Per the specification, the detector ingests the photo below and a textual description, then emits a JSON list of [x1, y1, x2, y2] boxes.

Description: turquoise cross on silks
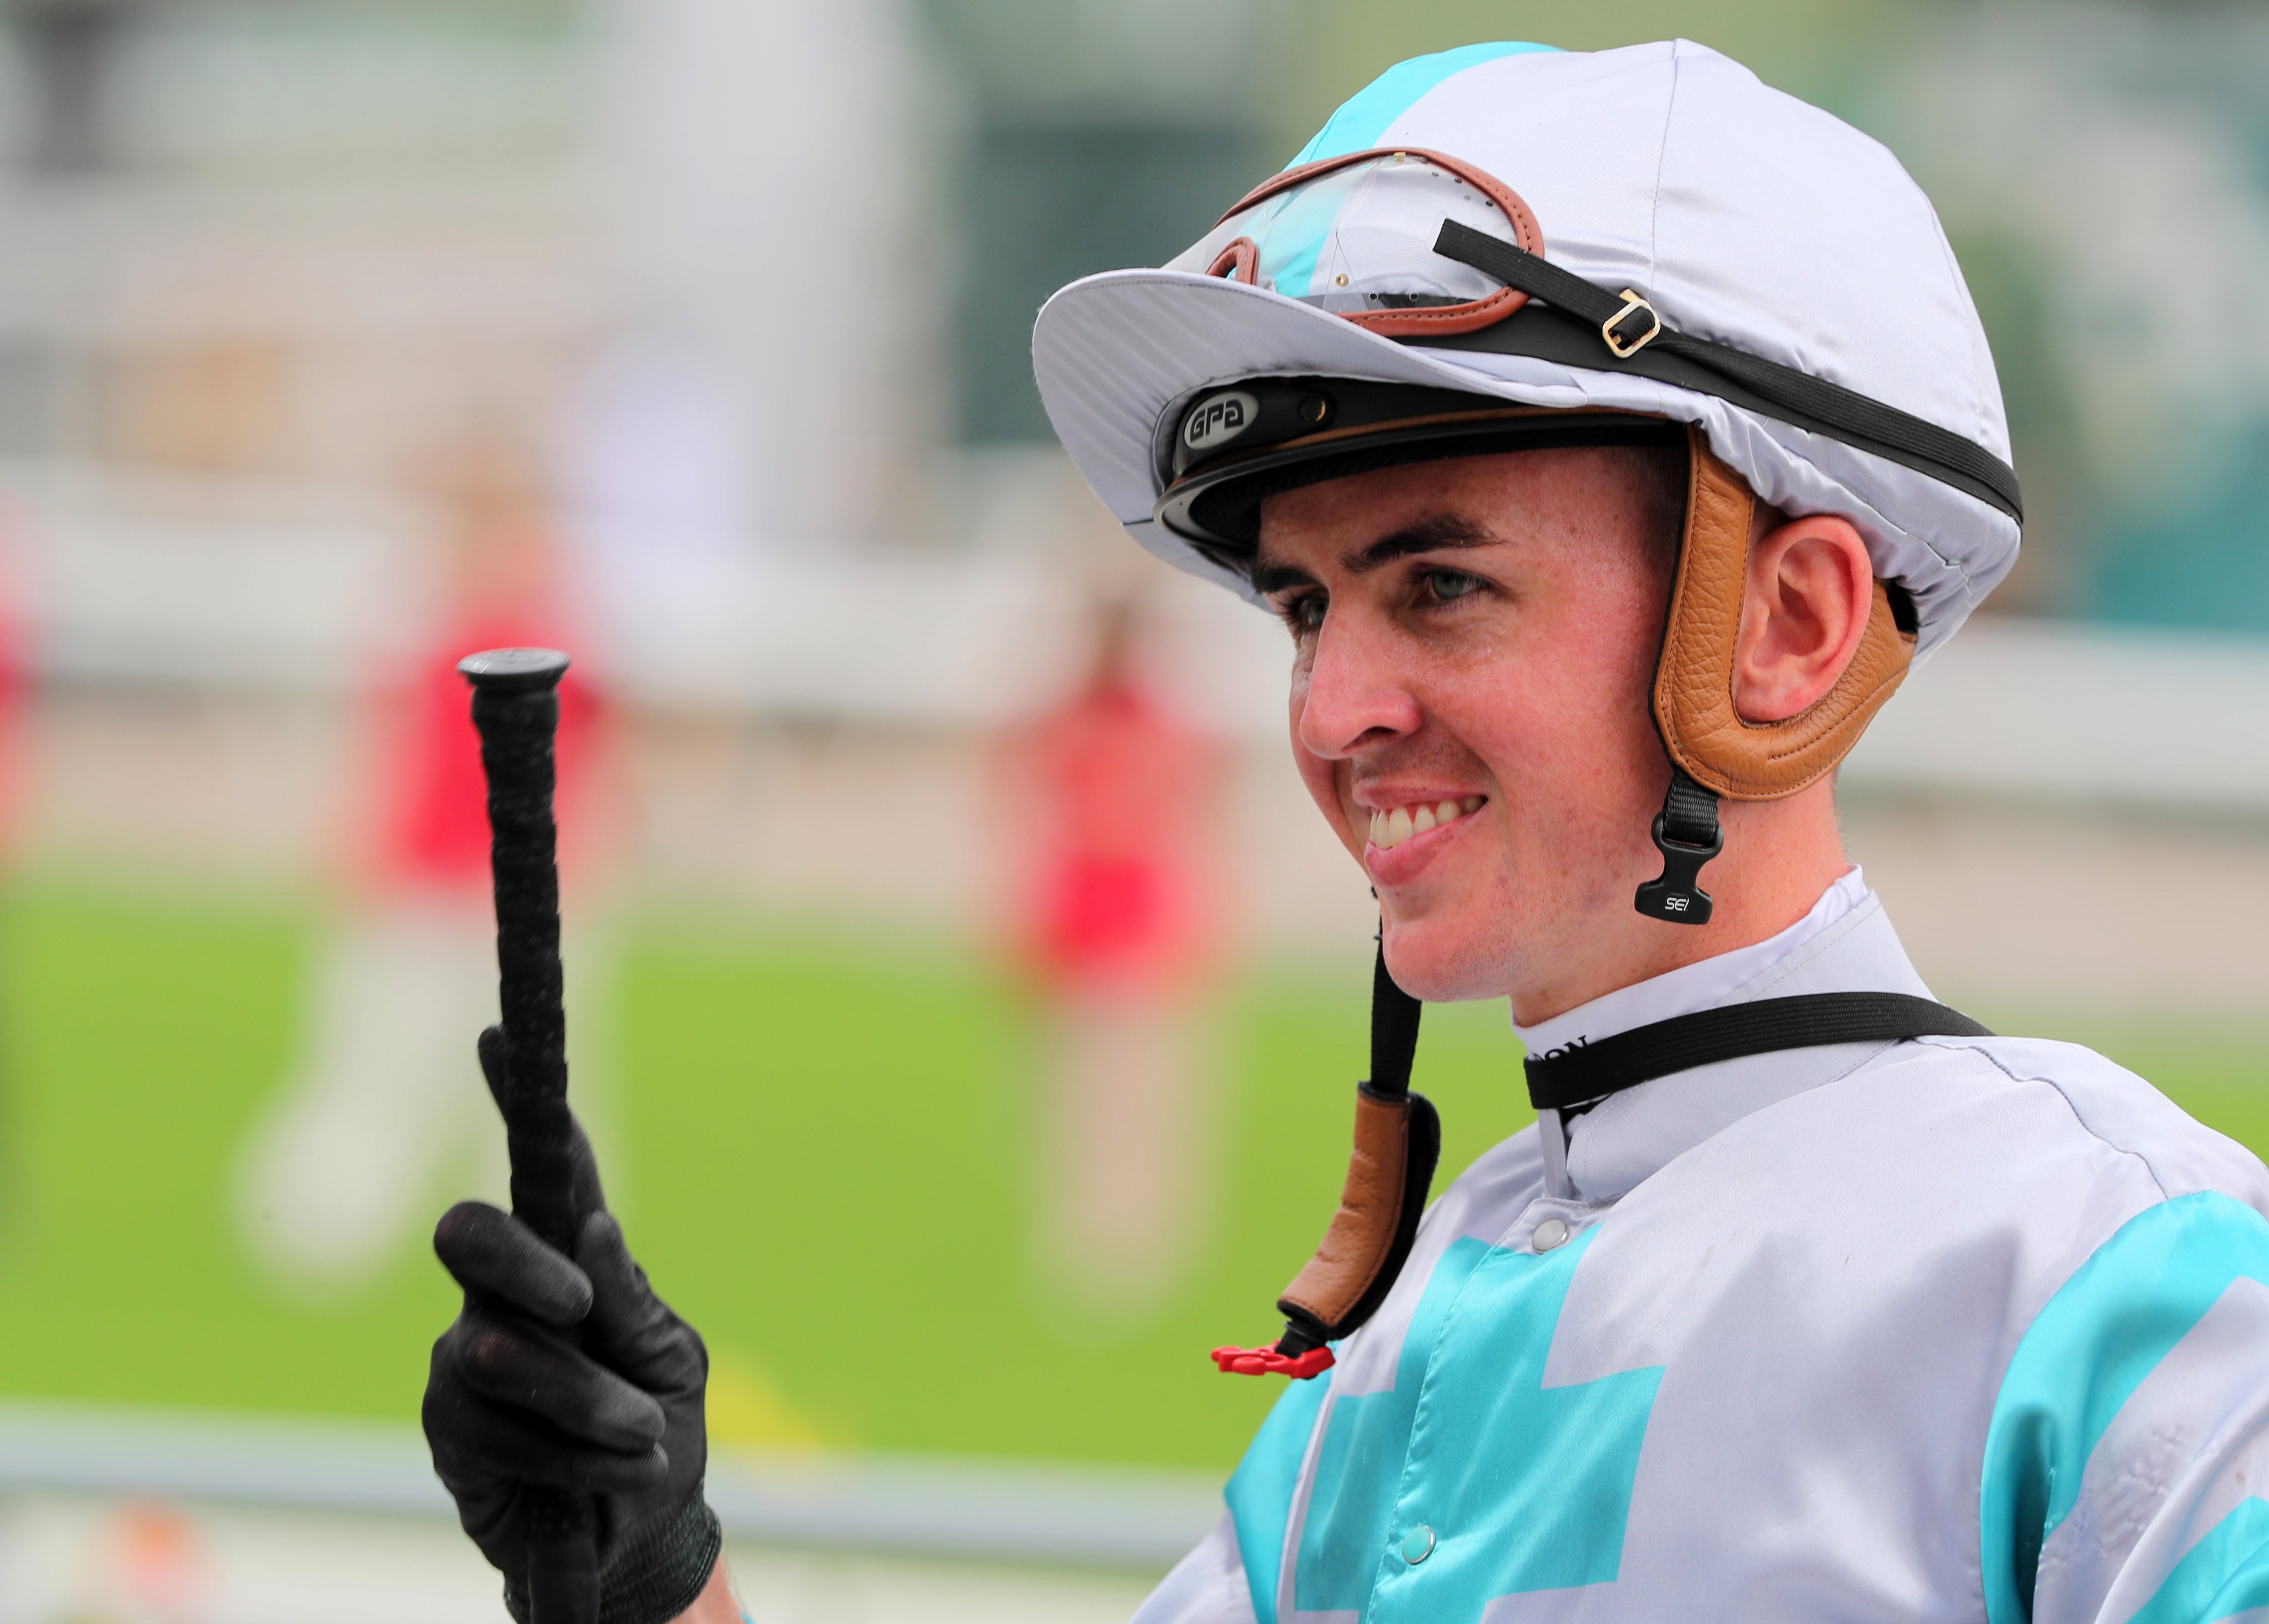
[[1226, 1229, 1664, 1624]]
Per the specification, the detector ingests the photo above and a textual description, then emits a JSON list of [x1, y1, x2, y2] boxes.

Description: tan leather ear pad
[[1655, 427, 1917, 801], [1276, 1089, 1410, 1333]]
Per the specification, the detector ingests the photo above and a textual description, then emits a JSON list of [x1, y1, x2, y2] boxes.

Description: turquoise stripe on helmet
[[1260, 41, 1558, 302], [1224, 1360, 1332, 1624], [1980, 1192, 2269, 1624], [2121, 1497, 2269, 1624], [1290, 42, 1562, 166]]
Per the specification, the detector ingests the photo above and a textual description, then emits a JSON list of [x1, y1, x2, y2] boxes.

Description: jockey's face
[[1254, 447, 1680, 1009]]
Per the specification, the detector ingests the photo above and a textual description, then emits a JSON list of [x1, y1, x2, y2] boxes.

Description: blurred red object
[[0, 501, 34, 856], [378, 620, 601, 893], [100, 1500, 215, 1619], [1010, 609, 1222, 996], [365, 438, 606, 896]]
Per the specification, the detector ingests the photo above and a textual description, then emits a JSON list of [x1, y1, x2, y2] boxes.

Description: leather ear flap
[[1654, 427, 1917, 801]]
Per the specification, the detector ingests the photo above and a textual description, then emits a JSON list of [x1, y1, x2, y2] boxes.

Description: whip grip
[[459, 646, 598, 1624], [460, 647, 579, 1252]]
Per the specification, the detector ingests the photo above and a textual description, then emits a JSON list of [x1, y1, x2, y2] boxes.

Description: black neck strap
[[1523, 991, 1992, 1113]]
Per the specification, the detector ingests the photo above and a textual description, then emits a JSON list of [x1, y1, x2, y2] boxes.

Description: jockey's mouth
[[1365, 794, 1487, 852]]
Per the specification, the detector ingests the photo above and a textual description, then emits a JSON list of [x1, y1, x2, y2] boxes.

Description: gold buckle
[[1601, 290, 1661, 358]]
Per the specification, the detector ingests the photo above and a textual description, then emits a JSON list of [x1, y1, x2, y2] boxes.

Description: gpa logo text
[[1183, 390, 1257, 453]]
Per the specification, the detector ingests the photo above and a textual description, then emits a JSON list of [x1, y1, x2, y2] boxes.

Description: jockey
[[1032, 38, 2269, 1624]]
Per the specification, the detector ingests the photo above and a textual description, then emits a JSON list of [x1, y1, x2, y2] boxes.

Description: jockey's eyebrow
[[1251, 513, 1498, 596], [1248, 558, 1318, 596], [1341, 513, 1496, 574]]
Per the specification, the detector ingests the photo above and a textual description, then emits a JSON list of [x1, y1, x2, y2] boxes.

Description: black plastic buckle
[[1634, 812, 1722, 924]]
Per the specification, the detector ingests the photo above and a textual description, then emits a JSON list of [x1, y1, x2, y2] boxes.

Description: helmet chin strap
[[1634, 765, 1724, 925], [1633, 426, 1917, 929], [1213, 931, 1439, 1380]]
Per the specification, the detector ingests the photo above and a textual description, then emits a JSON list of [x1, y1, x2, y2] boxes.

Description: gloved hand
[[424, 1030, 720, 1624]]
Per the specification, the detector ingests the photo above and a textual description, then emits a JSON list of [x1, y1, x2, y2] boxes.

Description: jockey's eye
[[1421, 568, 1482, 604], [1276, 591, 1327, 637]]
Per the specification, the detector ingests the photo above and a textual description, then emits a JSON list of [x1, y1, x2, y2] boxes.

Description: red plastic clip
[[1211, 1343, 1336, 1380]]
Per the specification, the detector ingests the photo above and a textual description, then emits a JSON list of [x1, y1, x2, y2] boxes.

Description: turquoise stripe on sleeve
[[1224, 1363, 1332, 1624], [2122, 1497, 2269, 1624], [1981, 1192, 2269, 1624], [1261, 42, 1557, 301]]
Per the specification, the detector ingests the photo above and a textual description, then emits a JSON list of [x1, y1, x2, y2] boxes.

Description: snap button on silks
[[1402, 1524, 1435, 1564], [1532, 1217, 1569, 1252]]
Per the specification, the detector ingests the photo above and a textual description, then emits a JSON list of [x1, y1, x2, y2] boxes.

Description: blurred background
[[0, 0, 2261, 1617]]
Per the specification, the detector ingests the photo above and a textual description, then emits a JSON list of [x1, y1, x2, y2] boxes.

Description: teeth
[[1368, 796, 1487, 850]]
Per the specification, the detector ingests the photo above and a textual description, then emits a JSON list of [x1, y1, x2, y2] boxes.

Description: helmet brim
[[1033, 267, 2017, 659]]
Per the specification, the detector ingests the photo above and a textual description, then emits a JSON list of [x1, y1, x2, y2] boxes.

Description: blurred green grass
[[0, 874, 2260, 1472]]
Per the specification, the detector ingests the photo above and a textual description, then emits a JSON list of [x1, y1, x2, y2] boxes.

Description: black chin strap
[[1635, 766, 1723, 924], [1524, 991, 1993, 1113], [1368, 934, 1422, 1098]]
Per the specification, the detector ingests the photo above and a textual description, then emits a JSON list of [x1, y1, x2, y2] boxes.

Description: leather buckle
[[1602, 289, 1662, 358]]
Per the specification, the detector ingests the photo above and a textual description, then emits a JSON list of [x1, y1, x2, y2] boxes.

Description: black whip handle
[[471, 680, 578, 1252], [461, 647, 598, 1624]]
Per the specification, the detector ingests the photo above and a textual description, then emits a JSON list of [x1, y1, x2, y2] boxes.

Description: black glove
[[424, 1032, 720, 1624]]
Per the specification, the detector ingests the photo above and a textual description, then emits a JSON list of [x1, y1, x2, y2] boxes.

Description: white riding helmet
[[1035, 37, 2017, 649]]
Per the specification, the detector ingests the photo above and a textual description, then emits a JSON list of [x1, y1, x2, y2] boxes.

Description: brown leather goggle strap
[[1274, 945, 1439, 1350], [1207, 146, 1544, 338], [1655, 426, 1918, 801], [1207, 237, 1260, 286]]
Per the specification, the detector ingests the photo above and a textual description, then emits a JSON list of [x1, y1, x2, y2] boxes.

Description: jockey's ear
[[1731, 515, 1875, 725]]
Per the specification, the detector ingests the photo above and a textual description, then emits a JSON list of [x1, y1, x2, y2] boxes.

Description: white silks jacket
[[1137, 871, 2269, 1624]]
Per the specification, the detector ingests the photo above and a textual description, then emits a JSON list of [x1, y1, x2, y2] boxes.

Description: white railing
[[0, 1400, 1220, 1569]]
